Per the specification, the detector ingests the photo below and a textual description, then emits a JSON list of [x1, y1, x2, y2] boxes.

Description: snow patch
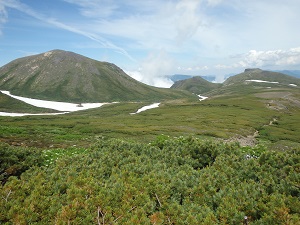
[[245, 80, 279, 84], [130, 103, 160, 114], [0, 112, 67, 117], [198, 95, 208, 101], [1, 90, 107, 112], [289, 84, 297, 87]]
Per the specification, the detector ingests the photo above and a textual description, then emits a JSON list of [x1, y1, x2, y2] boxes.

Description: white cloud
[[0, 2, 8, 35], [206, 0, 223, 7], [63, 0, 117, 18], [175, 0, 202, 44], [127, 50, 175, 88], [0, 4, 7, 23], [141, 50, 175, 87], [125, 69, 143, 82], [213, 47, 300, 72], [177, 65, 210, 72], [239, 48, 300, 67], [215, 64, 231, 69]]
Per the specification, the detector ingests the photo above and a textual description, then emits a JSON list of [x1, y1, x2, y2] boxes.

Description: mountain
[[0, 50, 195, 102], [171, 68, 299, 98], [171, 76, 221, 94], [200, 68, 300, 100], [223, 68, 300, 86], [169, 74, 194, 82], [169, 74, 216, 82]]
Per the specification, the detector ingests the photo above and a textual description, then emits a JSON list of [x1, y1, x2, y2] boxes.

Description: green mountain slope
[[203, 69, 299, 98], [0, 50, 195, 102], [171, 76, 221, 94], [170, 69, 300, 96], [223, 68, 300, 86]]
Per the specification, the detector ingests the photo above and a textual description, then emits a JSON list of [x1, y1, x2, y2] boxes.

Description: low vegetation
[[1, 137, 299, 224], [1, 86, 300, 149]]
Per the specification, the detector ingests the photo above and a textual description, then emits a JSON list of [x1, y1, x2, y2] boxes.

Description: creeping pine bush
[[0, 137, 299, 224], [0, 143, 44, 184]]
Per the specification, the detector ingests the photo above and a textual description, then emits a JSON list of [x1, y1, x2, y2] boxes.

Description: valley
[[1, 79, 299, 149]]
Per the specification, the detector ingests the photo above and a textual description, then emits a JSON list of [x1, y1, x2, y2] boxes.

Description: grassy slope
[[1, 67, 300, 149], [1, 84, 299, 150]]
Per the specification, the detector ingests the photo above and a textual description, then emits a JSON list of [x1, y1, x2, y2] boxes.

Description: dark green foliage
[[0, 143, 44, 184], [1, 137, 299, 224]]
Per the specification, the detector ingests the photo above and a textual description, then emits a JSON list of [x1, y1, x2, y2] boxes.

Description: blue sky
[[1, 0, 300, 87]]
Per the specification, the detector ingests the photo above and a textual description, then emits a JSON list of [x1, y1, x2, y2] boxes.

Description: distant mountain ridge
[[0, 50, 195, 102], [169, 70, 300, 84], [171, 76, 221, 94], [223, 68, 300, 86], [170, 74, 216, 82], [171, 68, 299, 95]]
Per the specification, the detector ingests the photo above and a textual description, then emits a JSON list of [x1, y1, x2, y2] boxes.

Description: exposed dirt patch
[[256, 91, 300, 110], [255, 91, 291, 99], [225, 130, 259, 147], [225, 116, 281, 147], [268, 117, 278, 126], [265, 100, 288, 111], [283, 95, 300, 108]]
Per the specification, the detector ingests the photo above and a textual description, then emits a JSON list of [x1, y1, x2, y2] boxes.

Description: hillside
[[0, 50, 195, 103], [171, 76, 221, 94], [223, 68, 300, 86]]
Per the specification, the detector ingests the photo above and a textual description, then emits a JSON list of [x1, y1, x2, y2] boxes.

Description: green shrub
[[0, 137, 299, 224], [0, 143, 44, 184]]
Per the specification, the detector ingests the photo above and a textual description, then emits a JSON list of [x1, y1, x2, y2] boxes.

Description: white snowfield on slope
[[130, 103, 160, 115], [245, 80, 298, 87], [0, 90, 163, 117], [1, 90, 106, 112]]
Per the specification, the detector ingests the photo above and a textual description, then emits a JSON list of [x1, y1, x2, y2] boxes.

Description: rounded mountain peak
[[0, 50, 195, 102]]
